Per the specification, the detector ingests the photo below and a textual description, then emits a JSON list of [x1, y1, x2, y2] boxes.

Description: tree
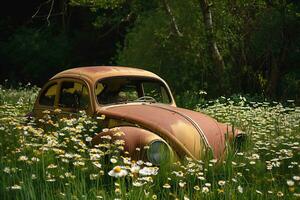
[[198, 0, 225, 92]]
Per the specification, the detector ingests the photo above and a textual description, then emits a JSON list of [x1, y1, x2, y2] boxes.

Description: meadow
[[0, 85, 299, 200]]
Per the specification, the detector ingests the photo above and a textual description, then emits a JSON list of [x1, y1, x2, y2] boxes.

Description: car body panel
[[97, 103, 237, 159]]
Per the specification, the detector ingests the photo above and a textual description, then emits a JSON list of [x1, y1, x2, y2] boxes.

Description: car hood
[[97, 103, 233, 159]]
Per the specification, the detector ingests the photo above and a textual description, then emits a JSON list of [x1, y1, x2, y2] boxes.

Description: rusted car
[[32, 66, 245, 165]]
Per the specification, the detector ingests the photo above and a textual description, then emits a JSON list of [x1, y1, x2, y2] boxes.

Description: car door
[[56, 78, 92, 118]]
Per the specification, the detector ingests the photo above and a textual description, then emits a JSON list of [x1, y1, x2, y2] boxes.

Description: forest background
[[1, 0, 299, 105]]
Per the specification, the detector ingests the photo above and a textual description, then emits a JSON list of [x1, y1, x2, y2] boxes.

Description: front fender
[[91, 126, 171, 161]]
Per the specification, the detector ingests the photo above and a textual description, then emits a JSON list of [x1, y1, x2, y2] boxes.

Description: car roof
[[50, 66, 162, 83]]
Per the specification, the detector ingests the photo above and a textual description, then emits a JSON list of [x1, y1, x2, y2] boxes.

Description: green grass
[[0, 86, 299, 199]]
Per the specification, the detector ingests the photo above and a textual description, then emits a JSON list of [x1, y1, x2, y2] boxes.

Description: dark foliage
[[0, 0, 299, 104]]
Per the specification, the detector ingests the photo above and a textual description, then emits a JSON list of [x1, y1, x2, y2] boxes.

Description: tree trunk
[[162, 0, 183, 37], [199, 0, 225, 91], [60, 0, 67, 33], [266, 57, 280, 97]]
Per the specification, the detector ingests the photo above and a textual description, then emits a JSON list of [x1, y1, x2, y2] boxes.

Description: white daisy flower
[[139, 167, 158, 176], [108, 166, 128, 178]]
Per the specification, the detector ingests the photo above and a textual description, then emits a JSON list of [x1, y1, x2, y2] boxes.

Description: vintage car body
[[32, 66, 245, 164]]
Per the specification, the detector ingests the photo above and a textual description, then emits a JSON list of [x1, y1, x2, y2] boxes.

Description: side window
[[96, 80, 138, 104], [59, 81, 90, 110], [39, 83, 57, 106], [143, 82, 171, 104], [118, 85, 138, 102]]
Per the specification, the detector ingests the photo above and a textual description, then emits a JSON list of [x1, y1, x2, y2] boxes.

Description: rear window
[[39, 83, 57, 106], [59, 81, 90, 110]]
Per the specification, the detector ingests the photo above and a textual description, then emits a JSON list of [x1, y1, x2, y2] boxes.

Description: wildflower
[[144, 189, 149, 196], [54, 108, 62, 113], [11, 184, 22, 190], [163, 183, 171, 189], [202, 187, 209, 193], [172, 171, 184, 177], [31, 174, 37, 180], [73, 161, 85, 167], [89, 174, 99, 180], [46, 179, 56, 182], [85, 137, 92, 142], [133, 181, 145, 187], [138, 176, 153, 183], [115, 187, 121, 194], [101, 135, 111, 140], [289, 186, 295, 192], [31, 157, 40, 162], [266, 164, 273, 170], [293, 176, 300, 181], [137, 160, 144, 165], [277, 191, 284, 197], [61, 158, 69, 163], [47, 164, 58, 169], [184, 195, 190, 200], [139, 167, 158, 176], [217, 189, 224, 194], [108, 166, 128, 178], [256, 190, 263, 195], [152, 195, 157, 199], [287, 180, 295, 187], [179, 181, 186, 188], [90, 153, 101, 160], [130, 164, 140, 174], [65, 172, 76, 179], [3, 167, 10, 174], [42, 110, 50, 114], [218, 180, 226, 186], [251, 153, 260, 160], [113, 131, 125, 137], [194, 185, 200, 191], [237, 185, 243, 193], [92, 162, 102, 169], [122, 157, 131, 165], [18, 156, 28, 161], [249, 161, 256, 165], [110, 158, 118, 164], [205, 183, 211, 187]]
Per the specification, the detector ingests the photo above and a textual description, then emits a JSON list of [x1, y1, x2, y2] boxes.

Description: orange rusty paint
[[33, 66, 245, 162]]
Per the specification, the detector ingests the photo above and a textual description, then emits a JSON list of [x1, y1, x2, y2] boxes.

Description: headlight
[[147, 140, 171, 165]]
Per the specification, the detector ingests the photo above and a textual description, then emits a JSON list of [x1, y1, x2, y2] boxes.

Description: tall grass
[[0, 86, 299, 199]]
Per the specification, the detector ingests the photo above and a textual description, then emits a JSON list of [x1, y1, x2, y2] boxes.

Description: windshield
[[95, 77, 172, 105]]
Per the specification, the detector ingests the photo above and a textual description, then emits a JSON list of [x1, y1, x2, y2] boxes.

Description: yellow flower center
[[114, 166, 122, 173]]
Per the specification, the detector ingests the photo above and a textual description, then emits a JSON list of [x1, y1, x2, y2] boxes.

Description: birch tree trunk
[[199, 0, 225, 90], [162, 0, 183, 37]]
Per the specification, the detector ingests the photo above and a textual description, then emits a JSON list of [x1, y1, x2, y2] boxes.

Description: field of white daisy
[[0, 85, 299, 199]]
